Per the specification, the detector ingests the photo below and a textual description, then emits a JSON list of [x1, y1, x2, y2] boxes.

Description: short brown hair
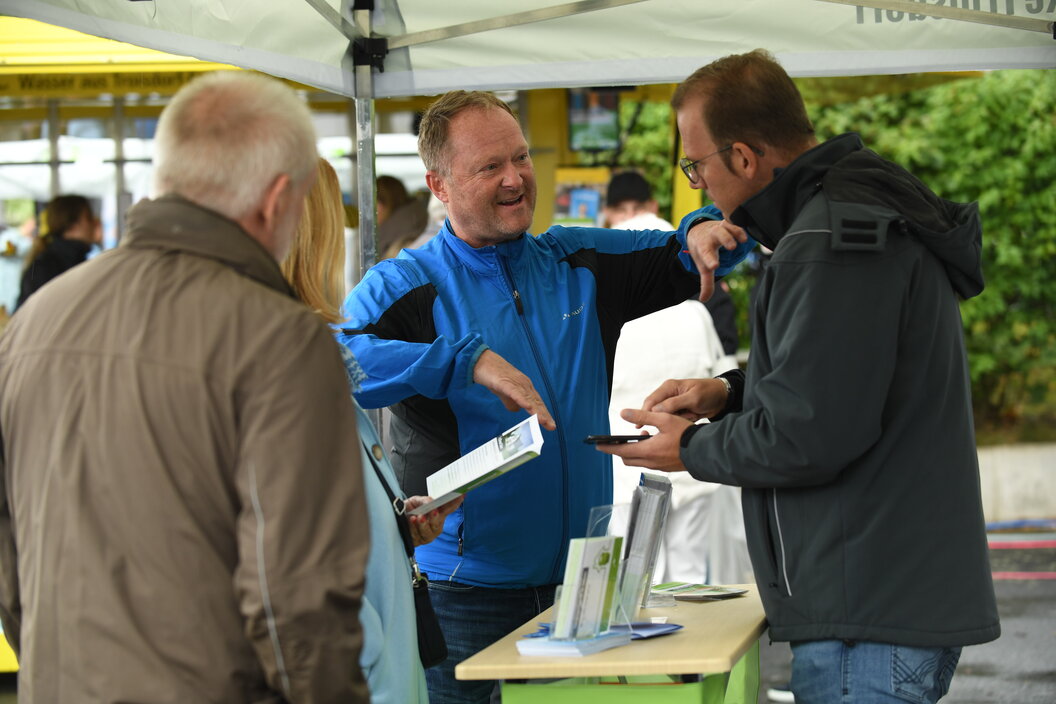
[[672, 49, 814, 162], [418, 91, 516, 174]]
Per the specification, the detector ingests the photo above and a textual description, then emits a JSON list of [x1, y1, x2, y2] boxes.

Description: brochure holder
[[604, 473, 673, 624]]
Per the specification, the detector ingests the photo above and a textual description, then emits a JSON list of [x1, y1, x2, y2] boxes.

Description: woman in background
[[17, 195, 101, 310], [375, 174, 428, 259], [282, 157, 459, 704]]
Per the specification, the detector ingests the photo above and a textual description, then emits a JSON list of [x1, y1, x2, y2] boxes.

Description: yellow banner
[[0, 71, 214, 98]]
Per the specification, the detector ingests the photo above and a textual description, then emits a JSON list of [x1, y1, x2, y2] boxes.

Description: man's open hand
[[472, 350, 556, 430]]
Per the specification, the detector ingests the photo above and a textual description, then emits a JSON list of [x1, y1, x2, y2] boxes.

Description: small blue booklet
[[516, 629, 632, 657], [516, 621, 683, 657]]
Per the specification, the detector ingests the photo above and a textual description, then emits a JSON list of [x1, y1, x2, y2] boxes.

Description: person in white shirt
[[604, 170, 751, 585]]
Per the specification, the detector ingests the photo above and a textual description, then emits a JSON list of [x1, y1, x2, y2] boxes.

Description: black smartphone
[[583, 434, 652, 445]]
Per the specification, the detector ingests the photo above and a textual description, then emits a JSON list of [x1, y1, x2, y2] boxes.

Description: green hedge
[[816, 70, 1056, 433]]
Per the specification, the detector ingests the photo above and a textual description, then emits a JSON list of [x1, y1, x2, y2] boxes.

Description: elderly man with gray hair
[[0, 71, 370, 703]]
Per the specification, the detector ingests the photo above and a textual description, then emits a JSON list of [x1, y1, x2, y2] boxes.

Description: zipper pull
[[512, 289, 525, 315]]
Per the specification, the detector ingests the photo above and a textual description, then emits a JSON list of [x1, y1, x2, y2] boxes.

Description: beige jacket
[[0, 196, 370, 703]]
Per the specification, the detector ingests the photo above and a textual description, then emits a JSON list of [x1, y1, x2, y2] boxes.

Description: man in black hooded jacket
[[601, 49, 999, 703]]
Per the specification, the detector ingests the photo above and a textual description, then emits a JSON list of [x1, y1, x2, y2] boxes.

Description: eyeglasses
[[679, 143, 764, 184], [679, 145, 733, 184]]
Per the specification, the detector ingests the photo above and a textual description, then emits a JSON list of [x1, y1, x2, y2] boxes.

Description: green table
[[455, 584, 765, 704]]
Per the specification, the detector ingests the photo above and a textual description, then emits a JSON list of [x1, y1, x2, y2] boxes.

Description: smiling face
[[676, 95, 759, 218], [426, 106, 536, 248]]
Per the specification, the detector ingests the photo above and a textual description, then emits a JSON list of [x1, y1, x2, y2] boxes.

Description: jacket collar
[[122, 195, 295, 297], [437, 218, 527, 276], [730, 133, 864, 250], [45, 236, 93, 267]]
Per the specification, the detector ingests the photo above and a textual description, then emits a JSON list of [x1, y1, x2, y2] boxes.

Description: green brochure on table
[[651, 582, 749, 601], [551, 535, 623, 641]]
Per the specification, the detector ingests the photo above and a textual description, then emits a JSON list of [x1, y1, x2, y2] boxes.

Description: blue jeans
[[425, 580, 557, 704], [790, 640, 962, 703]]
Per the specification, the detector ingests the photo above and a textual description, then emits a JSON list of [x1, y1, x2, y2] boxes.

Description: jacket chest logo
[[561, 304, 585, 321]]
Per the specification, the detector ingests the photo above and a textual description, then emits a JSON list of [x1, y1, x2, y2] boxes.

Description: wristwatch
[[717, 375, 733, 401]]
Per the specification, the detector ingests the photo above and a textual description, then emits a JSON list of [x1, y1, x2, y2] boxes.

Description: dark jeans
[[790, 640, 962, 703], [425, 580, 558, 704]]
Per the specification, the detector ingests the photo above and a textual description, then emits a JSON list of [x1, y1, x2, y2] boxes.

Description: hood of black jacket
[[731, 133, 984, 299]]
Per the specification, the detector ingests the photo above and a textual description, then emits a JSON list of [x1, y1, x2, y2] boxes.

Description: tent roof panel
[[2, 0, 1052, 98]]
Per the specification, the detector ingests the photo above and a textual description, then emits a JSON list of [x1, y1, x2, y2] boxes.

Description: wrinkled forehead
[[445, 107, 527, 166]]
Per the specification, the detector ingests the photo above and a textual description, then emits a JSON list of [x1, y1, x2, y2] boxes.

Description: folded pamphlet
[[407, 415, 544, 516]]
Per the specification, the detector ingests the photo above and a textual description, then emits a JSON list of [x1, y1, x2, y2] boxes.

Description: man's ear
[[260, 173, 292, 232], [425, 170, 449, 204], [730, 142, 762, 180]]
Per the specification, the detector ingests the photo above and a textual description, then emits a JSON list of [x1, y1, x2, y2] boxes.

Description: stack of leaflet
[[650, 582, 749, 601], [611, 473, 672, 624]]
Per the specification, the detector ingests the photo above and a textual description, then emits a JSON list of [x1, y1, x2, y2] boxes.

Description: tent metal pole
[[352, 3, 384, 438], [388, 0, 647, 49], [353, 88, 378, 280], [112, 96, 128, 243], [352, 7, 378, 282], [47, 99, 60, 197], [303, 0, 357, 39], [817, 0, 1054, 36]]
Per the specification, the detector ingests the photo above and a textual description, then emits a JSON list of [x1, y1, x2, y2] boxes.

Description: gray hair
[[152, 71, 318, 221]]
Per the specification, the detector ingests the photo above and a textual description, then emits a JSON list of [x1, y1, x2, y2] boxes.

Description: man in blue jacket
[[339, 90, 751, 703], [603, 50, 999, 703]]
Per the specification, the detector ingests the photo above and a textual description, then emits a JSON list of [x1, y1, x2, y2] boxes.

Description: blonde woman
[[282, 158, 459, 704]]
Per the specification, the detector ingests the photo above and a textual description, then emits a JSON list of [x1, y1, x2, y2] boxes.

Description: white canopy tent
[[3, 1, 1053, 96], [3, 0, 1053, 272]]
